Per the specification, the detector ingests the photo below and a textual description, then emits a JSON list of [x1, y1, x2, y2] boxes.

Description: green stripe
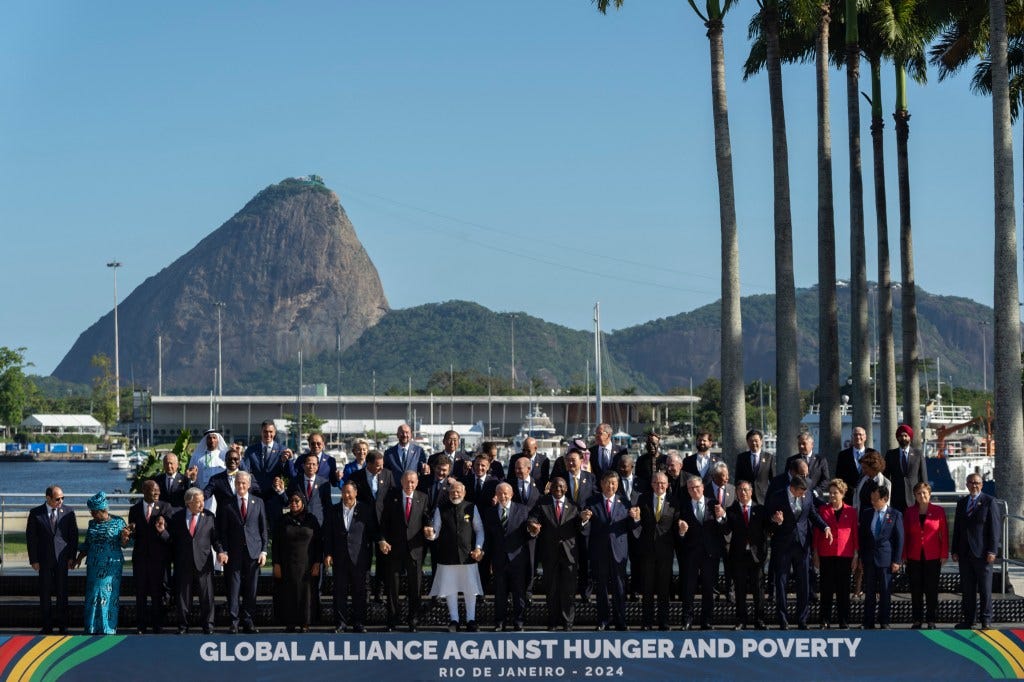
[[30, 637, 88, 682], [38, 636, 126, 682], [920, 631, 1008, 679]]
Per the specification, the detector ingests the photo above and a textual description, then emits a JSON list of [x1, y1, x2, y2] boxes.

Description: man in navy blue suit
[[952, 473, 1002, 629], [287, 432, 340, 485], [766, 475, 832, 629], [581, 471, 640, 631], [485, 483, 532, 631], [858, 485, 904, 629], [283, 452, 332, 526], [217, 471, 268, 633], [244, 420, 292, 509], [26, 485, 78, 634], [324, 483, 378, 633], [384, 423, 429, 481], [678, 475, 728, 629]]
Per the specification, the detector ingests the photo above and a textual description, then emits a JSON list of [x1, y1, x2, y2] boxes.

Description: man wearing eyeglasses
[[952, 474, 1001, 629], [26, 486, 78, 634]]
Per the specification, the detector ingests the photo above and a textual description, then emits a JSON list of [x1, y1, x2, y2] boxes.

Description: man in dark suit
[[884, 424, 927, 512], [463, 455, 500, 507], [766, 475, 832, 629], [508, 437, 550, 490], [734, 429, 775, 504], [724, 480, 768, 629], [634, 432, 666, 489], [428, 430, 472, 477], [563, 448, 596, 600], [419, 454, 454, 512], [952, 473, 1002, 629], [510, 456, 541, 598], [128, 479, 174, 634], [635, 472, 679, 631], [285, 452, 332, 526], [217, 471, 268, 633], [678, 475, 727, 629], [26, 485, 77, 634], [349, 450, 394, 601], [581, 471, 640, 631], [243, 420, 293, 499], [287, 432, 340, 485], [485, 483, 532, 631], [785, 433, 832, 503], [706, 461, 736, 602], [378, 470, 431, 631], [383, 423, 429, 481], [588, 423, 627, 479], [203, 446, 261, 510], [528, 477, 584, 630], [683, 431, 721, 485], [153, 452, 189, 508], [835, 426, 880, 504], [166, 487, 226, 634], [858, 485, 904, 629], [324, 483, 378, 633], [615, 454, 644, 504], [767, 457, 810, 502]]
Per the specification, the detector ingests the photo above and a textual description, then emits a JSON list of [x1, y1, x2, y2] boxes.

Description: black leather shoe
[[821, 623, 831, 630], [911, 622, 923, 629], [353, 624, 366, 633], [838, 622, 849, 629], [408, 624, 418, 633], [177, 626, 188, 635], [384, 625, 395, 632], [926, 622, 936, 630], [449, 621, 459, 633], [136, 628, 146, 635], [798, 622, 809, 630], [981, 622, 993, 629], [734, 623, 744, 631], [335, 627, 345, 634], [682, 618, 693, 630], [595, 623, 607, 631], [229, 625, 239, 634], [755, 621, 767, 631], [513, 623, 524, 632], [778, 623, 789, 631], [243, 625, 259, 634], [40, 628, 53, 635], [57, 628, 68, 635], [202, 627, 214, 635], [615, 625, 628, 632], [954, 622, 972, 629], [659, 624, 671, 632], [467, 621, 479, 632]]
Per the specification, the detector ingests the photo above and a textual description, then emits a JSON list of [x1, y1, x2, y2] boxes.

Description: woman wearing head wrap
[[74, 491, 130, 634]]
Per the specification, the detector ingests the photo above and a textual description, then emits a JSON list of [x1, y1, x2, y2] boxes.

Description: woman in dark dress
[[273, 493, 322, 632]]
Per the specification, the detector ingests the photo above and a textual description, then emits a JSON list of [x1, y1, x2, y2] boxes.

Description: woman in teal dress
[[74, 491, 130, 634]]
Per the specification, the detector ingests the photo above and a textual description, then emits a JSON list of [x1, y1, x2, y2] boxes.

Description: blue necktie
[[874, 513, 883, 538]]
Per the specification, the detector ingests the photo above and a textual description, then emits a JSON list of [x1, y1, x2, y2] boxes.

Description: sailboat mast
[[594, 302, 603, 426]]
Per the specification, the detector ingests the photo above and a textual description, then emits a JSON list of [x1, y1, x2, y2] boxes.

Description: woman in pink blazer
[[814, 478, 858, 628], [902, 481, 949, 629]]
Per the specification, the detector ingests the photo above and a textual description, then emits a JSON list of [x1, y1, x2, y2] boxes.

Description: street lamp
[[213, 301, 225, 395], [106, 260, 122, 421]]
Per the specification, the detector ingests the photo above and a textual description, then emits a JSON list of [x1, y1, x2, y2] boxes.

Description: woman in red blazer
[[814, 478, 858, 628], [902, 481, 949, 629]]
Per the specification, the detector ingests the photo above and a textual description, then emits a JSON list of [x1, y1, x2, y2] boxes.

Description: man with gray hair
[[217, 471, 268, 634], [166, 487, 226, 634], [589, 423, 626, 478]]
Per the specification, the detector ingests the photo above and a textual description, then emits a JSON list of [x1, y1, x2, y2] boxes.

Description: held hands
[[281, 448, 294, 463], [186, 465, 199, 482], [772, 510, 784, 525], [527, 520, 541, 537], [272, 477, 285, 494], [987, 552, 997, 564], [378, 540, 392, 555], [713, 504, 725, 520], [324, 555, 333, 569], [273, 564, 282, 579], [420, 463, 431, 476], [424, 527, 436, 541], [311, 563, 321, 577], [154, 516, 166, 533], [31, 563, 40, 572], [469, 548, 483, 562], [891, 563, 900, 573], [217, 552, 229, 566], [678, 519, 689, 535], [628, 506, 641, 521], [257, 552, 267, 567], [580, 509, 593, 523]]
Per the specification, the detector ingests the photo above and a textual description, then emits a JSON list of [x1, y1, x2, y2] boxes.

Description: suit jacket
[[835, 447, 881, 503], [26, 504, 78, 568], [583, 496, 639, 564], [616, 475, 645, 505], [203, 471, 261, 510], [783, 453, 832, 502], [418, 475, 453, 512], [815, 503, 858, 558], [167, 508, 222, 572], [484, 502, 531, 569], [324, 501, 378, 571], [243, 441, 289, 495], [565, 470, 597, 508], [152, 472, 189, 508], [511, 478, 542, 511], [636, 491, 680, 561], [724, 501, 768, 564], [217, 495, 269, 562], [588, 444, 628, 479], [529, 496, 582, 568], [952, 492, 1001, 559], [683, 452, 721, 483], [349, 467, 394, 521], [128, 499, 174, 565], [462, 474, 500, 507], [288, 452, 339, 483], [706, 481, 736, 510], [383, 442, 427, 481], [379, 490, 431, 562], [285, 476, 332, 526], [508, 452, 550, 489], [678, 496, 727, 557], [765, 488, 827, 551], [858, 506, 904, 567], [884, 446, 927, 510], [903, 503, 949, 562], [734, 450, 775, 503]]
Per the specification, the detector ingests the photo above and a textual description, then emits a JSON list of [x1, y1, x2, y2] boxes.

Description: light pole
[[510, 314, 517, 390], [106, 260, 122, 421], [213, 301, 225, 395]]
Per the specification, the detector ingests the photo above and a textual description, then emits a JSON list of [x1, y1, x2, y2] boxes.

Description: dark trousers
[[384, 554, 423, 626], [576, 535, 590, 598], [38, 562, 70, 631], [771, 543, 810, 626], [176, 563, 215, 629], [818, 555, 853, 625], [731, 552, 765, 625], [862, 562, 894, 627], [960, 554, 994, 625], [226, 557, 260, 627], [332, 558, 369, 628], [640, 555, 673, 628], [683, 549, 719, 626], [592, 556, 628, 627], [134, 559, 166, 630], [493, 557, 528, 626], [907, 558, 941, 623], [543, 559, 577, 628]]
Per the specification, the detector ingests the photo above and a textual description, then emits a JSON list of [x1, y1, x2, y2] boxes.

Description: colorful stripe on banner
[[0, 636, 127, 682], [921, 630, 1024, 679]]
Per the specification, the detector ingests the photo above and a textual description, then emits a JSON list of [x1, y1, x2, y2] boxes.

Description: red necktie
[[606, 499, 612, 516], [145, 503, 152, 522], [404, 496, 412, 522], [240, 497, 247, 521], [188, 514, 198, 537], [555, 500, 563, 522], [743, 505, 750, 526], [718, 487, 724, 506], [307, 481, 314, 499]]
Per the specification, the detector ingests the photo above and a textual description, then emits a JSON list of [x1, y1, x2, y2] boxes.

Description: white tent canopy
[[21, 414, 103, 435]]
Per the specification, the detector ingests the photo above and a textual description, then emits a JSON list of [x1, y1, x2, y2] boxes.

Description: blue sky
[[1, 1, 1016, 376]]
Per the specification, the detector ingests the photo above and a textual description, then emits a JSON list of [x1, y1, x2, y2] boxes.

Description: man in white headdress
[[189, 430, 228, 513]]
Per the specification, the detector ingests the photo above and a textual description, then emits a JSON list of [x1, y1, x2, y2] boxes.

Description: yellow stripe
[[9, 636, 69, 682], [979, 630, 1024, 677]]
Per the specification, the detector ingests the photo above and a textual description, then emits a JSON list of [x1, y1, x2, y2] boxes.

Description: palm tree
[[596, 0, 746, 457]]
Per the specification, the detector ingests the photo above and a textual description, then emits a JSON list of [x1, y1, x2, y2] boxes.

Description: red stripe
[[0, 635, 35, 678]]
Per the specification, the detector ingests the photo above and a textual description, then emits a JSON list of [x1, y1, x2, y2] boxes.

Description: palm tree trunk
[[989, 0, 1024, 556], [707, 17, 746, 459], [816, 1, 841, 466], [764, 3, 799, 458], [869, 57, 897, 451], [894, 64, 921, 450], [846, 0, 871, 445]]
